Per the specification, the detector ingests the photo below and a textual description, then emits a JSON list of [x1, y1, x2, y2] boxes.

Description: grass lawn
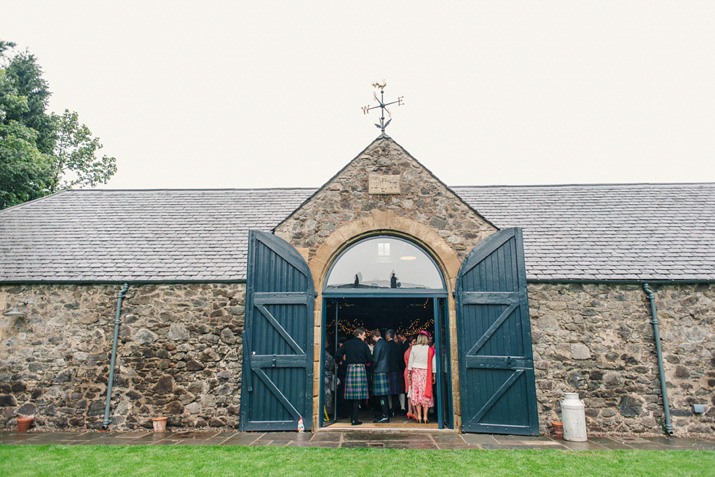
[[1, 446, 713, 476]]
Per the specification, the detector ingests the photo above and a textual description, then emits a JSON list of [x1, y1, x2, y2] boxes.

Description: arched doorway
[[320, 235, 453, 429], [241, 228, 538, 434]]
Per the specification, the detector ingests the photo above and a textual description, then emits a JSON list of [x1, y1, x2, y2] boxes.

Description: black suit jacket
[[372, 338, 389, 374], [387, 340, 402, 373]]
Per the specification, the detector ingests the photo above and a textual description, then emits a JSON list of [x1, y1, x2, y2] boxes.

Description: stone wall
[[0, 283, 245, 431], [275, 137, 496, 263], [529, 282, 714, 436], [1, 280, 712, 436]]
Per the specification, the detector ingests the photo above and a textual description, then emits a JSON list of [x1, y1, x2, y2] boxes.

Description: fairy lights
[[327, 316, 435, 338]]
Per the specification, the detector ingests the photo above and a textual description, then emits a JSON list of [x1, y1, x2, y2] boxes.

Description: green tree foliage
[[0, 120, 52, 208], [0, 41, 117, 209], [51, 110, 117, 192]]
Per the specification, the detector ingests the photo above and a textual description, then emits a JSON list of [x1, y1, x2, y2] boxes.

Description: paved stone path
[[2, 430, 714, 450]]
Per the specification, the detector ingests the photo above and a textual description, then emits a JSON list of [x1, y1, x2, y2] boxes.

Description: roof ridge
[[67, 187, 319, 192], [451, 182, 715, 189]]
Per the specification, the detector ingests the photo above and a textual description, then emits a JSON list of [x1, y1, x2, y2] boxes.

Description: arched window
[[324, 236, 445, 290]]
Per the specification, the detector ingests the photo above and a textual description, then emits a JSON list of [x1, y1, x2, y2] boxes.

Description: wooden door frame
[[319, 292, 452, 429]]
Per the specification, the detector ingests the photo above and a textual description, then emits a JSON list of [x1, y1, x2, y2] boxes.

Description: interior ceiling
[[326, 297, 434, 338]]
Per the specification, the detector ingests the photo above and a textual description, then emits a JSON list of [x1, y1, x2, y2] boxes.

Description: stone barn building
[[1, 136, 713, 436]]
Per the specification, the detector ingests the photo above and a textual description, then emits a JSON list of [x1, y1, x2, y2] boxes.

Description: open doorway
[[321, 296, 452, 429]]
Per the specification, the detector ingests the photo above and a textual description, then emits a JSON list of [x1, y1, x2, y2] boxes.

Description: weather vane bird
[[361, 81, 404, 136]]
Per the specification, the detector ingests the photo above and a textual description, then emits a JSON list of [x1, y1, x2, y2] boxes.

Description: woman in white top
[[407, 332, 436, 424]]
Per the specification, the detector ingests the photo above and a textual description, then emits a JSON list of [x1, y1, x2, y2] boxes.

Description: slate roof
[[0, 189, 312, 283], [452, 183, 715, 282], [1, 183, 714, 283]]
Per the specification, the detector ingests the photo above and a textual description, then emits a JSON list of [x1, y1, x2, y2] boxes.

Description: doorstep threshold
[[317, 425, 456, 433]]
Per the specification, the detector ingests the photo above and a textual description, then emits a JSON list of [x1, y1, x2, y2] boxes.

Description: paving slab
[[341, 431, 433, 442], [220, 434, 265, 446], [482, 444, 550, 450], [493, 435, 534, 442], [130, 433, 180, 443], [557, 440, 611, 451], [309, 432, 342, 443], [461, 434, 499, 445], [148, 439, 180, 446], [430, 433, 467, 445], [382, 441, 439, 449], [1, 431, 713, 450], [586, 437, 640, 450], [436, 444, 475, 450], [174, 438, 231, 446], [0, 433, 41, 444], [286, 440, 340, 448], [110, 432, 154, 440], [252, 432, 312, 444]]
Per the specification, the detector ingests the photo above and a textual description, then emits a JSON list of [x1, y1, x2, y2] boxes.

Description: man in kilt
[[385, 329, 403, 416], [335, 327, 373, 425], [371, 329, 390, 423]]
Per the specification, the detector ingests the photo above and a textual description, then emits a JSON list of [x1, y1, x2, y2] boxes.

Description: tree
[[0, 41, 117, 209], [50, 110, 117, 193], [0, 121, 51, 209], [4, 50, 54, 155]]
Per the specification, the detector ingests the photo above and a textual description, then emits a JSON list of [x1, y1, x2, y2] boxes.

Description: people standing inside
[[396, 332, 409, 414], [335, 327, 373, 425], [385, 329, 402, 416], [408, 331, 436, 424], [427, 332, 437, 419], [404, 335, 417, 420], [370, 329, 390, 423], [335, 335, 348, 419], [324, 339, 336, 417]]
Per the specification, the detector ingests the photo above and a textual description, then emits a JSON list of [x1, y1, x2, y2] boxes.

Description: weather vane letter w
[[362, 81, 404, 135]]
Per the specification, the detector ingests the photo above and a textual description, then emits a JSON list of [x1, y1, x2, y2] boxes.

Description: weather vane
[[361, 81, 404, 135]]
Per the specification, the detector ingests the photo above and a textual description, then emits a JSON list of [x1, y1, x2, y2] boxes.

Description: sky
[[2, 1, 714, 189]]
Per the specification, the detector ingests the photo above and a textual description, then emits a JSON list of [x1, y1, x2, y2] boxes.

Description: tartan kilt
[[387, 371, 402, 395], [372, 372, 389, 396], [344, 364, 369, 400]]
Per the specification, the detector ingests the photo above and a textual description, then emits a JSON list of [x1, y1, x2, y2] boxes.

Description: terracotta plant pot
[[17, 417, 33, 432], [152, 417, 168, 432], [552, 421, 564, 437]]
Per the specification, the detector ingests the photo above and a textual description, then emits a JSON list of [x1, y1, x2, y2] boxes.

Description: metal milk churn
[[561, 392, 587, 441]]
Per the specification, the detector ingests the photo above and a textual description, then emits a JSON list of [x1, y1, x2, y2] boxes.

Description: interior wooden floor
[[325, 409, 439, 430]]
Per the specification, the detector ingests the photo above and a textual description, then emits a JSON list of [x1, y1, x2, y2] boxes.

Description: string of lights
[[326, 317, 434, 338]]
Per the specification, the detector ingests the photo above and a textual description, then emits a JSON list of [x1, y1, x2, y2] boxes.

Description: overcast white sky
[[2, 1, 714, 189]]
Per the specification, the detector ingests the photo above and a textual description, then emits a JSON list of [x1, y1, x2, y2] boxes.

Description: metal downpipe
[[102, 283, 129, 430], [643, 283, 673, 436]]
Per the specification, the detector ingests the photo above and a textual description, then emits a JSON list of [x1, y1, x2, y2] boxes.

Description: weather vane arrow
[[361, 81, 404, 135]]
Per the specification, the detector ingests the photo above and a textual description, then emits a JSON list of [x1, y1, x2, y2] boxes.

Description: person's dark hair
[[372, 329, 381, 339], [354, 327, 365, 337], [386, 329, 395, 339], [338, 334, 347, 345]]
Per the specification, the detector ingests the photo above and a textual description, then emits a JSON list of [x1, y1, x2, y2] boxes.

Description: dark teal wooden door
[[240, 231, 314, 431], [456, 228, 539, 435]]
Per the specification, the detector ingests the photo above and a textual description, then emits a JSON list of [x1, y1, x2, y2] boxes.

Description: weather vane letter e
[[361, 81, 404, 136]]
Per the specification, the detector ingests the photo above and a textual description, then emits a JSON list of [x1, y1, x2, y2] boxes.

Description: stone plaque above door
[[368, 174, 401, 194]]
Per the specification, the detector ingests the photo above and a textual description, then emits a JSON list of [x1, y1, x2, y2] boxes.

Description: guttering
[[643, 283, 673, 436], [102, 283, 129, 430]]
